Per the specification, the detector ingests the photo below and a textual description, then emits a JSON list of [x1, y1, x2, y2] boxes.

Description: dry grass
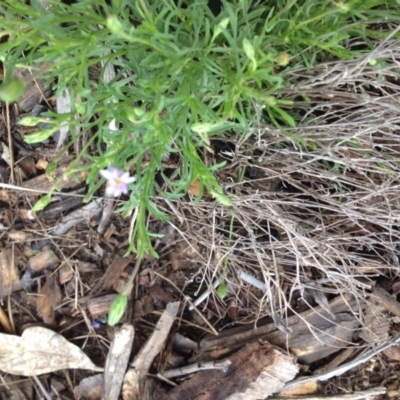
[[157, 38, 400, 333]]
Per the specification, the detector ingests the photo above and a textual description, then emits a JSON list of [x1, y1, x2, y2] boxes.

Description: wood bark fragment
[[161, 359, 232, 379], [0, 249, 21, 300], [313, 347, 357, 376], [155, 340, 298, 400], [87, 294, 117, 318], [280, 334, 400, 392], [12, 65, 52, 112], [91, 255, 132, 294], [102, 324, 135, 400], [37, 283, 55, 324], [28, 249, 59, 271], [373, 286, 400, 318], [123, 302, 180, 400], [52, 199, 102, 236], [74, 374, 103, 400], [273, 386, 386, 399], [196, 295, 361, 364], [38, 195, 84, 219], [21, 162, 88, 192]]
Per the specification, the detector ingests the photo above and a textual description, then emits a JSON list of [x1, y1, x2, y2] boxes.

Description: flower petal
[[100, 169, 114, 180], [123, 176, 137, 184]]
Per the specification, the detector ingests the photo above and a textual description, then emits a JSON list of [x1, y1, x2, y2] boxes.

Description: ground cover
[[1, 0, 400, 398]]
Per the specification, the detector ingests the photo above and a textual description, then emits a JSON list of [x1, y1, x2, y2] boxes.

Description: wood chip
[[21, 162, 88, 192], [196, 295, 361, 364], [0, 249, 21, 299], [52, 199, 102, 236], [91, 255, 132, 294], [74, 374, 103, 400], [28, 249, 59, 271], [373, 286, 400, 319], [156, 340, 298, 400], [281, 334, 400, 393], [12, 65, 52, 112], [37, 195, 84, 219], [123, 302, 180, 400], [87, 294, 117, 318], [103, 324, 135, 400], [278, 380, 318, 396], [275, 387, 386, 399], [37, 283, 55, 324], [36, 158, 48, 170]]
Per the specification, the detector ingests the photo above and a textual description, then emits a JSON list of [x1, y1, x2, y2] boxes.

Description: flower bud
[[108, 293, 128, 326]]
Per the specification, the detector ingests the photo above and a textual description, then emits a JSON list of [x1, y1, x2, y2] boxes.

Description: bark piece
[[74, 374, 103, 400], [21, 162, 88, 192], [37, 283, 55, 324], [103, 324, 135, 400], [12, 65, 52, 112], [276, 387, 387, 399], [123, 302, 180, 400], [59, 263, 73, 284], [0, 249, 21, 299], [28, 249, 59, 271], [52, 199, 102, 236], [87, 294, 117, 318], [0, 306, 14, 334], [156, 341, 298, 400], [91, 255, 131, 294], [38, 195, 84, 219], [313, 347, 357, 375], [358, 301, 389, 344], [373, 286, 400, 318], [196, 295, 361, 364], [278, 380, 318, 396], [281, 334, 400, 393]]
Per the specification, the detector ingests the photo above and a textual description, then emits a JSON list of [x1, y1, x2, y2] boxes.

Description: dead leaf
[[0, 326, 103, 376], [188, 178, 201, 197]]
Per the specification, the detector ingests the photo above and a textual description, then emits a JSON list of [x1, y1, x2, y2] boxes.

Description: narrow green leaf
[[210, 190, 232, 206], [32, 194, 52, 213]]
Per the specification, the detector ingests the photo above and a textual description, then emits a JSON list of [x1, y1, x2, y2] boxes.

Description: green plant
[[1, 0, 399, 259]]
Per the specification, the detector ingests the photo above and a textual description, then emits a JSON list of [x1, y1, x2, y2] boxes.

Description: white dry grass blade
[[97, 49, 118, 233], [56, 88, 74, 150], [0, 326, 103, 376]]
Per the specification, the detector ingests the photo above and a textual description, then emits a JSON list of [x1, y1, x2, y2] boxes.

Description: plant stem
[[122, 257, 142, 296]]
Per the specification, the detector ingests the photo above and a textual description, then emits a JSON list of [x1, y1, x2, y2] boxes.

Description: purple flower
[[100, 167, 136, 197], [90, 320, 101, 329]]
